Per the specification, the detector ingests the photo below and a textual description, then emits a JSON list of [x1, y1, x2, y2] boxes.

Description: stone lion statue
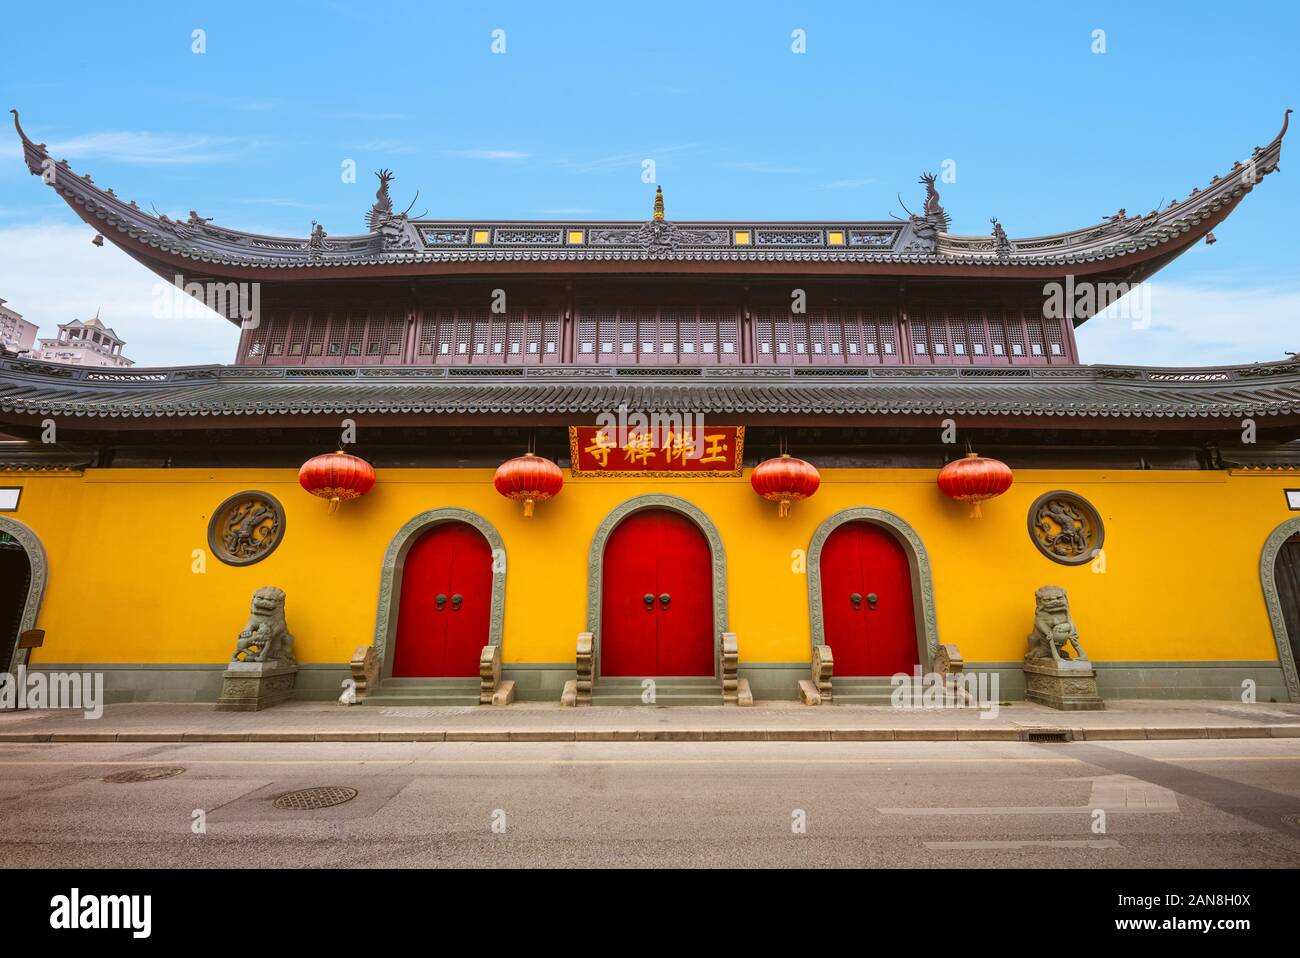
[[231, 586, 296, 665], [1025, 585, 1086, 663]]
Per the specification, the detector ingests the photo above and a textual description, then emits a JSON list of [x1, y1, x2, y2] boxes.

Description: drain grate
[[1021, 729, 1072, 743], [103, 766, 187, 784], [1284, 815, 1300, 830], [273, 786, 358, 810]]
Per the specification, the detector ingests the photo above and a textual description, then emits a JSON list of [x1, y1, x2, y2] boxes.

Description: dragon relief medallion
[[1027, 491, 1104, 565], [208, 492, 286, 566]]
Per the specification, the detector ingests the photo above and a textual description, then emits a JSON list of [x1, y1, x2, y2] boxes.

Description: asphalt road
[[0, 739, 1298, 868]]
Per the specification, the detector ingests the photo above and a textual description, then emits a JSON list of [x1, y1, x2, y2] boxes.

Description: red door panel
[[819, 522, 868, 675], [601, 510, 660, 675], [655, 510, 714, 676], [392, 522, 493, 677], [601, 509, 713, 677], [820, 522, 919, 676], [444, 523, 494, 676], [861, 524, 919, 676]]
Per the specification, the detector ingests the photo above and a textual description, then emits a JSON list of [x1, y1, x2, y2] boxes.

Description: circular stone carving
[[1027, 491, 1104, 566], [207, 491, 286, 566]]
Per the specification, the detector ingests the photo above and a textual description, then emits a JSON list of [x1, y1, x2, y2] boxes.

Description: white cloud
[[723, 160, 808, 175], [0, 223, 238, 367], [445, 149, 529, 161], [356, 139, 418, 155], [41, 131, 253, 165], [819, 177, 878, 190], [1075, 281, 1300, 367], [556, 144, 696, 175]]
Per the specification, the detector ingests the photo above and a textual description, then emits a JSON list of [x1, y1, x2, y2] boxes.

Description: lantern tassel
[[523, 498, 535, 518], [778, 500, 791, 519], [969, 501, 982, 519], [328, 498, 340, 516]]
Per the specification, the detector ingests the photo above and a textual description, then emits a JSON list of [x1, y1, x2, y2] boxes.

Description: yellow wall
[[4, 466, 1294, 667]]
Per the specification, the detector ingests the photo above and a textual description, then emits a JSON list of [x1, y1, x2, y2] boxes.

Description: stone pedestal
[[215, 660, 298, 711], [1023, 659, 1104, 711]]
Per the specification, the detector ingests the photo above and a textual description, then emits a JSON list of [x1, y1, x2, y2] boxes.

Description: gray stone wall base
[[215, 662, 298, 712], [19, 661, 1296, 704], [503, 665, 575, 701], [968, 662, 1291, 704]]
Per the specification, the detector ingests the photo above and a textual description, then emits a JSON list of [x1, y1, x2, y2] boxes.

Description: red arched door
[[392, 522, 493, 677], [601, 508, 714, 676], [819, 521, 919, 676]]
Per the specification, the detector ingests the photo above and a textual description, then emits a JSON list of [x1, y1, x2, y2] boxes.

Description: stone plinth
[[1023, 659, 1104, 711], [216, 660, 298, 711]]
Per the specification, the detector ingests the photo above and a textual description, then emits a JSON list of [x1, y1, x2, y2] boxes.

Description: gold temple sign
[[569, 426, 744, 478]]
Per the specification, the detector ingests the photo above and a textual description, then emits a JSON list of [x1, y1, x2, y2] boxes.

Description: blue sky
[[0, 0, 1296, 366]]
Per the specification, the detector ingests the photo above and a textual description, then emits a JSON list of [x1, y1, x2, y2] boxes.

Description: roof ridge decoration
[[8, 107, 1291, 280]]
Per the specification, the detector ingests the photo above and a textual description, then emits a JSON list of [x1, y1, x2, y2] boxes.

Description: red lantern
[[299, 451, 376, 513], [751, 453, 820, 518], [494, 451, 563, 517], [937, 451, 1013, 518]]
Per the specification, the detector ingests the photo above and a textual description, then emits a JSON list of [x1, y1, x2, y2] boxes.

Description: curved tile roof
[[10, 109, 1290, 280], [3, 355, 1299, 426]]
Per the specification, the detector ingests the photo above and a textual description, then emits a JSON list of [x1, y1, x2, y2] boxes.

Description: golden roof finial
[[652, 185, 665, 222]]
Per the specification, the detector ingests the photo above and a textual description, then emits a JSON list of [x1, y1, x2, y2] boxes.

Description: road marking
[[0, 757, 1085, 767], [0, 754, 1294, 768], [924, 839, 1121, 850]]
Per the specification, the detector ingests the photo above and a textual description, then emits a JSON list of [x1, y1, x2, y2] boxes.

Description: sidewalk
[[1, 699, 1298, 743]]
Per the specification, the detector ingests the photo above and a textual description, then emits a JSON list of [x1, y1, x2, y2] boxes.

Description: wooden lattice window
[[345, 313, 364, 356], [266, 311, 288, 356], [540, 310, 560, 358], [755, 310, 775, 360]]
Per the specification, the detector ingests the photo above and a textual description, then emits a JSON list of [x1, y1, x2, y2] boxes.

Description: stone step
[[361, 676, 480, 707], [589, 693, 725, 707], [831, 693, 897, 706], [830, 676, 898, 706], [595, 677, 721, 688], [361, 693, 480, 707], [379, 677, 480, 689]]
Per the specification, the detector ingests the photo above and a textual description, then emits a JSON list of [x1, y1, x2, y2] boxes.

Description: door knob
[[866, 592, 879, 610], [435, 594, 447, 611], [659, 593, 671, 610], [850, 592, 862, 609], [451, 593, 463, 610], [644, 593, 655, 610]]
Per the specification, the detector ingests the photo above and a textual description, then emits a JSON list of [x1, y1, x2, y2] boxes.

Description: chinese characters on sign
[[569, 426, 745, 477]]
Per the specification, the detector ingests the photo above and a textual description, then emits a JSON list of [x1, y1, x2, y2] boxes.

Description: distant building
[[0, 299, 37, 354], [33, 312, 134, 367]]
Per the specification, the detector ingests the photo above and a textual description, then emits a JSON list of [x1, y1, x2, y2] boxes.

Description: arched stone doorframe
[[587, 494, 728, 679], [0, 516, 48, 674], [1259, 516, 1300, 702], [806, 507, 940, 670], [372, 508, 506, 680]]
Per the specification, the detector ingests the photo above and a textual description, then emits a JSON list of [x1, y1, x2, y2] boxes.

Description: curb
[[0, 725, 1297, 745]]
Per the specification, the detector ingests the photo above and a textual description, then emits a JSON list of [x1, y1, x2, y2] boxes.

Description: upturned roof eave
[[10, 108, 1289, 296]]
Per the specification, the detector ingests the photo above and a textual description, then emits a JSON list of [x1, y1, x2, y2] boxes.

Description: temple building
[[32, 312, 134, 368], [0, 299, 37, 355], [1, 109, 1298, 706]]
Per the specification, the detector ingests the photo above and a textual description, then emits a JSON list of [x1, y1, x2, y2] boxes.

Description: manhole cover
[[103, 766, 186, 784], [273, 786, 358, 810], [1283, 815, 1300, 830]]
